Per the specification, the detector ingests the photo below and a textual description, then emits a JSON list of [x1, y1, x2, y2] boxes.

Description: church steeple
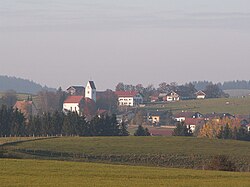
[[85, 81, 96, 102]]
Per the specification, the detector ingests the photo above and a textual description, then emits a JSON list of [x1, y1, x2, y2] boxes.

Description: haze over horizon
[[1, 0, 250, 90]]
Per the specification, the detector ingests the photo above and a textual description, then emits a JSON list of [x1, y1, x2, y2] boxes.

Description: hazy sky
[[1, 0, 250, 90]]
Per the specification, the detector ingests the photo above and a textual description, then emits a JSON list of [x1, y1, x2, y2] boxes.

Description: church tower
[[85, 81, 96, 102]]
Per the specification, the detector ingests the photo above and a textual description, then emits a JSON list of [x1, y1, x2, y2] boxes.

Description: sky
[[1, 0, 250, 90]]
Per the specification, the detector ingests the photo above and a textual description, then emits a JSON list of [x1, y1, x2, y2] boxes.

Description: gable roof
[[67, 86, 85, 91], [195, 90, 206, 96], [115, 91, 139, 97], [166, 91, 179, 97], [174, 112, 203, 118], [64, 96, 84, 104], [184, 118, 205, 125], [88, 81, 96, 89]]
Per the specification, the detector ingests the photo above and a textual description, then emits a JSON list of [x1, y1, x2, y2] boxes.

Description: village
[[11, 80, 250, 137]]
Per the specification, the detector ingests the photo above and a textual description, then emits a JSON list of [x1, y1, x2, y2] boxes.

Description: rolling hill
[[0, 75, 56, 94]]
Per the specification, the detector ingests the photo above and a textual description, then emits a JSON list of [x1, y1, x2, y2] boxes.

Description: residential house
[[85, 81, 96, 102], [174, 111, 203, 122], [195, 90, 206, 99], [115, 91, 143, 107], [164, 91, 180, 102], [14, 100, 38, 119], [184, 118, 205, 133], [66, 86, 85, 96], [63, 96, 84, 115]]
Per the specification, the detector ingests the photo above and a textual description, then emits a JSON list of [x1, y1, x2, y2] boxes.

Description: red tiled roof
[[184, 118, 205, 125], [13, 101, 33, 117], [115, 91, 139, 97], [64, 96, 84, 103]]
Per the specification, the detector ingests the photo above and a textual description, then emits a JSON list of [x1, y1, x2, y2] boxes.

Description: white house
[[195, 90, 206, 99], [63, 96, 84, 115], [166, 91, 180, 102], [85, 81, 96, 102], [115, 91, 143, 107]]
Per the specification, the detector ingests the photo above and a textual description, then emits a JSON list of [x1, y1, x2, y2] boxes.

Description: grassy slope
[[8, 136, 250, 157], [0, 159, 249, 187], [0, 137, 41, 145], [145, 97, 250, 115]]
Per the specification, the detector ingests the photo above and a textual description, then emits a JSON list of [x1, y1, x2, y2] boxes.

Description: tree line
[[193, 80, 250, 91], [0, 75, 55, 94], [174, 120, 250, 141], [115, 82, 228, 101], [0, 105, 129, 137]]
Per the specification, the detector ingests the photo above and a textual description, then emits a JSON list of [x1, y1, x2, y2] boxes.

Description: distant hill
[[0, 75, 56, 94]]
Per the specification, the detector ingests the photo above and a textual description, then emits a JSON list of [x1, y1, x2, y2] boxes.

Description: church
[[63, 81, 97, 115]]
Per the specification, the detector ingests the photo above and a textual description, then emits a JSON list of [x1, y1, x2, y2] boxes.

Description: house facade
[[63, 96, 84, 115], [184, 118, 205, 133], [165, 91, 180, 102], [195, 90, 206, 99], [85, 81, 96, 102], [115, 91, 143, 107]]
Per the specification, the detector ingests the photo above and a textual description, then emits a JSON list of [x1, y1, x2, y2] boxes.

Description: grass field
[[0, 159, 249, 187], [4, 136, 250, 171], [8, 136, 250, 156], [145, 97, 250, 115], [0, 137, 41, 146]]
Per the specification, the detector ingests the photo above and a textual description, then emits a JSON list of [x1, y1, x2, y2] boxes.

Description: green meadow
[[3, 136, 250, 171], [7, 136, 250, 156], [1, 159, 250, 187], [145, 97, 250, 115]]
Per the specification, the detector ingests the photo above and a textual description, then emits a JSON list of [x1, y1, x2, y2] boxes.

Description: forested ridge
[[0, 75, 55, 94]]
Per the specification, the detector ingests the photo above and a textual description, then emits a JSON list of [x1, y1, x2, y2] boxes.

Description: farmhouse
[[184, 118, 205, 133], [63, 96, 84, 115], [195, 90, 206, 99], [115, 91, 143, 107], [165, 91, 180, 102]]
